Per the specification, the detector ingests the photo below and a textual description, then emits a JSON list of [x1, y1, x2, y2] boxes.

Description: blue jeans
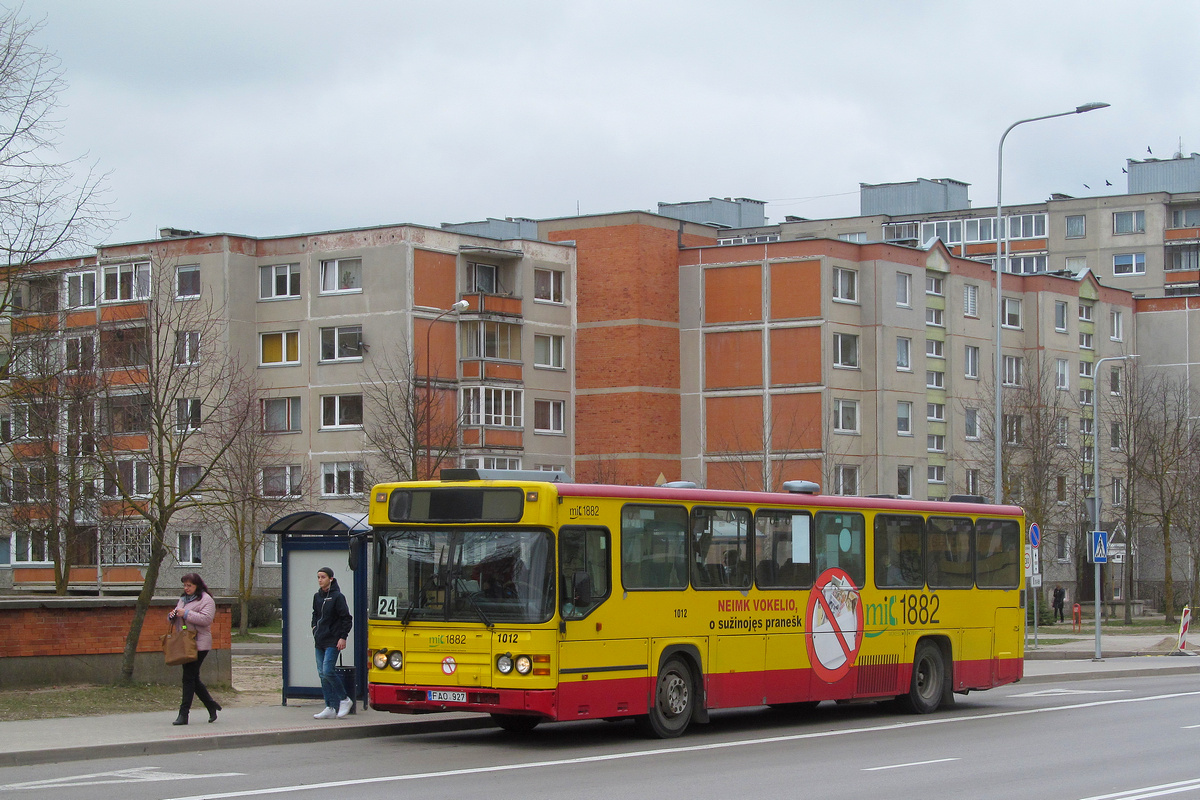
[[316, 646, 347, 708]]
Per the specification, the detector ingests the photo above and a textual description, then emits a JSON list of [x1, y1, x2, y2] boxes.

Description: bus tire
[[638, 657, 694, 738], [491, 713, 541, 733], [899, 641, 944, 714]]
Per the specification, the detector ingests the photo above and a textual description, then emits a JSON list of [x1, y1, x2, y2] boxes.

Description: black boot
[[173, 709, 188, 726], [207, 701, 221, 723]]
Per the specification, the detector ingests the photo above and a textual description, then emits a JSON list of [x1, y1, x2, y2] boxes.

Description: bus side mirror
[[572, 571, 592, 607]]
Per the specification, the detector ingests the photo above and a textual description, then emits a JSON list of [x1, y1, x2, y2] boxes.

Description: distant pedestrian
[[1052, 585, 1066, 623], [312, 566, 353, 719], [169, 573, 222, 725]]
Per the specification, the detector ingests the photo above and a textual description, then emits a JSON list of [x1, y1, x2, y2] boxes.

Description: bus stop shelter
[[268, 511, 370, 709]]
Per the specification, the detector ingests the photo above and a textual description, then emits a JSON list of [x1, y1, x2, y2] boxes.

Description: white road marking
[[1181, 724, 1200, 729], [162, 690, 1200, 800], [863, 757, 959, 771], [0, 767, 243, 792], [1010, 688, 1130, 697], [1078, 776, 1200, 799]]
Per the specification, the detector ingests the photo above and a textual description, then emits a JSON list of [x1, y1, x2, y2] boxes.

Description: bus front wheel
[[491, 713, 541, 733], [638, 657, 694, 738], [899, 641, 945, 714]]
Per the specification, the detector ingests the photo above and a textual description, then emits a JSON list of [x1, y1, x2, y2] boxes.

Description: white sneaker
[[337, 698, 352, 718], [313, 707, 336, 719]]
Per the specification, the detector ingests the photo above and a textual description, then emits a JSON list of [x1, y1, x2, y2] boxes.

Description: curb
[[1019, 663, 1200, 685]]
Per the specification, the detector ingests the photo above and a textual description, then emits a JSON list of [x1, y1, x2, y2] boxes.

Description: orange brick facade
[[0, 601, 231, 658]]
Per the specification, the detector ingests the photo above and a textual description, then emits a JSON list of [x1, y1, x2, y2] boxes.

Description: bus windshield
[[375, 528, 555, 625]]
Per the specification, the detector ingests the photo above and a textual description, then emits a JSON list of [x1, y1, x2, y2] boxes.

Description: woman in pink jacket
[[168, 573, 222, 725]]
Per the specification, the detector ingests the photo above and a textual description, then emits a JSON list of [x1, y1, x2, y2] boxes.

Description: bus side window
[[873, 514, 925, 589], [560, 527, 611, 619], [754, 510, 814, 589], [976, 518, 1020, 588], [815, 511, 865, 588], [620, 505, 688, 591], [927, 516, 974, 588]]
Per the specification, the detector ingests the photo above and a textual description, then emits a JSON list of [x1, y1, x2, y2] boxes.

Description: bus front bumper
[[369, 683, 556, 718]]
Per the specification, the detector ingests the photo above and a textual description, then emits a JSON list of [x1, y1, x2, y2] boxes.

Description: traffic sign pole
[[1029, 523, 1040, 649]]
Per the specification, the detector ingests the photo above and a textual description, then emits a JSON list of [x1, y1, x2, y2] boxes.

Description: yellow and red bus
[[366, 469, 1025, 737]]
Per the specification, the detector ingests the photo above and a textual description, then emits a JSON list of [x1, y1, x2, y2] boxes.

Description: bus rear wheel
[[491, 713, 541, 733], [899, 641, 945, 714], [638, 657, 694, 738]]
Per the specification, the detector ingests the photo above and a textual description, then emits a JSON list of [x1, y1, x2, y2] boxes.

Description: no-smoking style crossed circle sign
[[805, 567, 864, 683]]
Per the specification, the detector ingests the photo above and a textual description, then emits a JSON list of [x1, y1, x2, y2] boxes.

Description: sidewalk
[[3, 638, 1198, 768]]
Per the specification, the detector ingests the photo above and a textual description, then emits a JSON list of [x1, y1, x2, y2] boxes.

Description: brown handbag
[[162, 622, 198, 666]]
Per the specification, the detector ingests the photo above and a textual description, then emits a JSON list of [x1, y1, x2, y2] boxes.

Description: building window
[[963, 284, 978, 317], [1169, 246, 1200, 271], [533, 334, 564, 369], [897, 466, 912, 498], [1002, 297, 1021, 328], [1066, 215, 1086, 239], [1080, 360, 1094, 378], [464, 455, 522, 470], [177, 465, 203, 496], [319, 258, 362, 293], [834, 399, 859, 433], [926, 370, 944, 389], [1056, 417, 1069, 446], [1056, 476, 1068, 502], [321, 461, 365, 496], [1004, 414, 1023, 445], [834, 465, 859, 496], [927, 434, 945, 453], [261, 535, 283, 565], [1080, 416, 1094, 435], [926, 275, 944, 296], [467, 262, 501, 294], [1172, 207, 1200, 228], [1081, 444, 1094, 463], [321, 394, 364, 428], [320, 325, 363, 362], [12, 529, 51, 563], [262, 397, 302, 433], [1113, 210, 1145, 235], [1080, 331, 1094, 350], [1079, 387, 1094, 406], [461, 386, 523, 427], [260, 331, 299, 365], [1112, 477, 1124, 506], [1003, 355, 1023, 386], [176, 265, 200, 300], [534, 268, 564, 303], [965, 469, 980, 495], [10, 464, 49, 502], [833, 267, 857, 302], [1111, 421, 1122, 450], [964, 345, 979, 379], [66, 271, 97, 308], [534, 399, 565, 434], [1055, 301, 1068, 332], [1006, 254, 1047, 275], [928, 465, 945, 484], [965, 408, 979, 440], [99, 326, 149, 368], [1110, 310, 1123, 341], [927, 402, 944, 422], [66, 335, 95, 372], [896, 273, 911, 306], [1005, 213, 1047, 239], [261, 465, 302, 497], [926, 339, 944, 359], [260, 264, 300, 299], [1113, 253, 1145, 276], [1056, 359, 1070, 390], [104, 459, 151, 497], [1065, 256, 1087, 273], [1110, 366, 1122, 395], [833, 332, 859, 368], [102, 262, 151, 302], [176, 398, 201, 432], [1079, 303, 1093, 322], [897, 401, 912, 435], [105, 394, 149, 434], [925, 307, 944, 327], [174, 331, 201, 365], [896, 337, 911, 370], [462, 320, 521, 360]]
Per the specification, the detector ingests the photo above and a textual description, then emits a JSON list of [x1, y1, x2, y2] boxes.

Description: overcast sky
[[21, 0, 1200, 246]]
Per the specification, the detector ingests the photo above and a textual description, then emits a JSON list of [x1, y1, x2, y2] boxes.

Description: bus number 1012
[[900, 593, 940, 625]]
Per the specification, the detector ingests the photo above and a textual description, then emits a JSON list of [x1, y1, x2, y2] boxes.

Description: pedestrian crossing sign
[[1090, 530, 1108, 564]]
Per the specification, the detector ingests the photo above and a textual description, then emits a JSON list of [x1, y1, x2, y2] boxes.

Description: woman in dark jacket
[[168, 573, 222, 725], [312, 566, 353, 719]]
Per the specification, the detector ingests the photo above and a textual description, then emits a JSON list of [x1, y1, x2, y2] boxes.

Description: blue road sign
[[1091, 530, 1108, 564], [1029, 522, 1040, 548]]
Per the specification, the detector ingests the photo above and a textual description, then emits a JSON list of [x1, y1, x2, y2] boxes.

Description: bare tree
[[94, 253, 250, 682], [706, 394, 823, 492], [360, 344, 460, 485]]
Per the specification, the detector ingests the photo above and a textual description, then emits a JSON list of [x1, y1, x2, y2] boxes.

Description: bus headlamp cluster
[[496, 653, 549, 676], [373, 649, 403, 670]]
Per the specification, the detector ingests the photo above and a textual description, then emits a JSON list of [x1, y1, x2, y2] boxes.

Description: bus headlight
[[372, 650, 388, 670], [496, 654, 514, 674], [515, 655, 533, 675], [388, 651, 404, 670]]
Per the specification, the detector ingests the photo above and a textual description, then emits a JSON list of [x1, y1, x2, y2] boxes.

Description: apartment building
[[0, 223, 575, 595]]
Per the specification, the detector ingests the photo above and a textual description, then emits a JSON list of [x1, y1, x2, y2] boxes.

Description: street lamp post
[[423, 299, 469, 480], [1091, 353, 1138, 661], [993, 102, 1110, 504]]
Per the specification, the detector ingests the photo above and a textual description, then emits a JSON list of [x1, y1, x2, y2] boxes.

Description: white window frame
[[65, 270, 97, 309], [926, 370, 944, 389], [925, 339, 943, 359], [102, 262, 151, 303], [534, 399, 565, 434], [261, 534, 283, 565], [834, 398, 859, 434], [533, 268, 564, 304], [897, 401, 912, 435], [926, 275, 944, 296], [174, 331, 201, 365], [1113, 210, 1145, 235], [321, 461, 365, 497], [533, 333, 565, 370], [963, 284, 978, 317], [1080, 360, 1094, 378], [262, 397, 302, 433], [1113, 253, 1145, 276], [925, 307, 944, 327], [321, 394, 364, 429], [461, 386, 523, 427], [1079, 331, 1094, 350], [261, 465, 303, 498], [832, 267, 857, 302], [1110, 366, 1122, 395], [928, 465, 946, 484], [927, 434, 945, 453], [926, 402, 945, 422], [964, 345, 979, 379], [319, 325, 364, 362], [1065, 215, 1086, 239], [175, 265, 200, 300], [833, 332, 859, 368], [1056, 358, 1070, 390], [965, 408, 979, 440], [176, 397, 202, 433], [834, 465, 859, 496], [1002, 297, 1022, 329], [896, 272, 911, 307], [897, 465, 913, 499], [1055, 301, 1068, 332], [260, 331, 300, 366], [1079, 387, 1094, 406], [1003, 355, 1022, 386], [319, 257, 363, 294], [1110, 310, 1123, 341], [1079, 303, 1094, 322], [260, 264, 300, 300], [176, 465, 203, 497], [464, 455, 522, 470], [896, 337, 911, 371]]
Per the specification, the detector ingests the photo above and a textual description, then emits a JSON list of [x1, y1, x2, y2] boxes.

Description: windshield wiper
[[401, 572, 443, 624], [454, 579, 494, 628]]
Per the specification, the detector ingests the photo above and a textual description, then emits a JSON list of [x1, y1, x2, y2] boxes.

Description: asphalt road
[[4, 674, 1200, 800]]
